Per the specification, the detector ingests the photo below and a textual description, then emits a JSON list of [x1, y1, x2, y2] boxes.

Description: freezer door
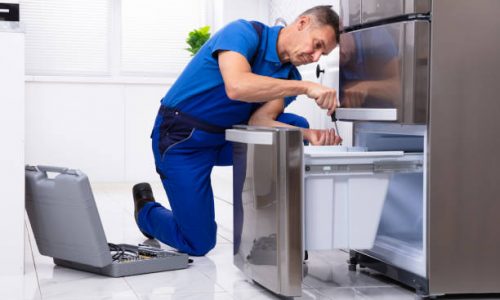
[[227, 126, 303, 297], [338, 20, 430, 123]]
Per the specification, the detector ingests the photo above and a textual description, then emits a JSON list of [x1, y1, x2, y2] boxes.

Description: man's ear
[[297, 15, 311, 31]]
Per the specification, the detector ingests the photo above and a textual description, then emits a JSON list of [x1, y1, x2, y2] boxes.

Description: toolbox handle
[[35, 165, 78, 176]]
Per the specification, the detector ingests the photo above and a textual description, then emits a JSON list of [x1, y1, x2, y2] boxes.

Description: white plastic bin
[[303, 146, 423, 250]]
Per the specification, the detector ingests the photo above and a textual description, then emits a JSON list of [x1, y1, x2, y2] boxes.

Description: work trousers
[[137, 106, 309, 256]]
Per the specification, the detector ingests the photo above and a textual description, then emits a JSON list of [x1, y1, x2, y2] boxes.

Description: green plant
[[185, 26, 211, 56]]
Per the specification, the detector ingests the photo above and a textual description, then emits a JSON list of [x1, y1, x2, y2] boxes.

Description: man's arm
[[248, 99, 342, 145], [218, 51, 338, 115]]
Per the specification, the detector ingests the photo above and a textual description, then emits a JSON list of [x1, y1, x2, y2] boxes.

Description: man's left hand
[[303, 128, 342, 145]]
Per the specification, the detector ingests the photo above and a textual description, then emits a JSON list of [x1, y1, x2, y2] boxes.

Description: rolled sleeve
[[210, 20, 259, 62]]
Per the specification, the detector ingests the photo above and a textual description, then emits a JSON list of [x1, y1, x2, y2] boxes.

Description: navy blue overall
[[138, 20, 308, 256]]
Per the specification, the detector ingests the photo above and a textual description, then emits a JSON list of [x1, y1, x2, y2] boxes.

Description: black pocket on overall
[[158, 114, 194, 156]]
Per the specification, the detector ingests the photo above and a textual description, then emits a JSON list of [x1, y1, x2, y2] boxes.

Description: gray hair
[[298, 5, 340, 43]]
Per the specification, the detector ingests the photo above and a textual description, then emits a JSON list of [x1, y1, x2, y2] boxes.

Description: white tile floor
[[11, 172, 500, 300]]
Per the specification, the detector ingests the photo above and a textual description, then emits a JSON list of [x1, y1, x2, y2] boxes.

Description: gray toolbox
[[25, 165, 189, 277]]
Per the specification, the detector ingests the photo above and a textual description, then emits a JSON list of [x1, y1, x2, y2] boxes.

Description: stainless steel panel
[[277, 130, 303, 294], [341, 0, 431, 27], [361, 0, 430, 23], [340, 0, 361, 27], [361, 0, 404, 23], [336, 108, 397, 121], [225, 129, 274, 145], [405, 0, 431, 15], [428, 0, 500, 295], [230, 127, 303, 297], [339, 21, 429, 123], [402, 21, 430, 124]]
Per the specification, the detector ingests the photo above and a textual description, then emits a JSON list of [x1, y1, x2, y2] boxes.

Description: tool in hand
[[331, 110, 342, 145], [316, 63, 342, 145]]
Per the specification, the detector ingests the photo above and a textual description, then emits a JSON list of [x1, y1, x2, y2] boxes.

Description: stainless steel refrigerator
[[340, 0, 500, 297], [227, 0, 500, 297]]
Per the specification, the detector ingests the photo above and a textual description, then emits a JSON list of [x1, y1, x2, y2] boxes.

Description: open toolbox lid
[[303, 146, 423, 250]]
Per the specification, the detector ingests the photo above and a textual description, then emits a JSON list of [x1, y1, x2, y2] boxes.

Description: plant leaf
[[185, 26, 211, 56]]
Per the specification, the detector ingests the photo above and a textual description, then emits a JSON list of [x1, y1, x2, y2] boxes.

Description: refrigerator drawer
[[227, 126, 303, 297], [303, 146, 423, 250]]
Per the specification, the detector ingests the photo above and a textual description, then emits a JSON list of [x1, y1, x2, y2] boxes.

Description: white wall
[[24, 1, 270, 183], [0, 25, 25, 279], [25, 80, 168, 182], [213, 0, 269, 30]]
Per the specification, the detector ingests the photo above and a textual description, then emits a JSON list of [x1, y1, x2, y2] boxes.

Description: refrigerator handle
[[225, 129, 275, 145]]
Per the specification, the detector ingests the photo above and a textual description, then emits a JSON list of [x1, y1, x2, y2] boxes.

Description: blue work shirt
[[161, 19, 302, 128]]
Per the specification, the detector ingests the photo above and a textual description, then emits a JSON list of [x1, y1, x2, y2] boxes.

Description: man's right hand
[[305, 82, 338, 116]]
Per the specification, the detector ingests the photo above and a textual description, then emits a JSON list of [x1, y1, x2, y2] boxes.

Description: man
[[133, 6, 341, 256]]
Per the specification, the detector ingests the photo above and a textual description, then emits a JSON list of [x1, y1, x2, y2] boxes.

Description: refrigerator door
[[338, 20, 430, 123], [427, 0, 500, 294], [227, 126, 303, 297]]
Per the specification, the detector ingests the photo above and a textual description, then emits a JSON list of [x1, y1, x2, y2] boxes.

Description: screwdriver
[[316, 63, 342, 144], [331, 110, 342, 145]]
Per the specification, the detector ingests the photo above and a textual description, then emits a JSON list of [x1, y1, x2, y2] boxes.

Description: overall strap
[[249, 21, 264, 65]]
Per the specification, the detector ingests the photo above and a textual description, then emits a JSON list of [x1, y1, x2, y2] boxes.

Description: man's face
[[288, 16, 337, 66]]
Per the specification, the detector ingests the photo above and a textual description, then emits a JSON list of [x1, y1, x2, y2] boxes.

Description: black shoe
[[132, 182, 156, 239]]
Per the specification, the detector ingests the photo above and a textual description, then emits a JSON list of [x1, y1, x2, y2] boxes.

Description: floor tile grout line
[[217, 234, 232, 244], [195, 265, 229, 295], [213, 195, 233, 206], [123, 277, 142, 300], [25, 220, 44, 299], [302, 287, 338, 300]]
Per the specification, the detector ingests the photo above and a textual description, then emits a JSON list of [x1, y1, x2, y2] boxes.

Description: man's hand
[[303, 128, 342, 145], [305, 82, 338, 116]]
